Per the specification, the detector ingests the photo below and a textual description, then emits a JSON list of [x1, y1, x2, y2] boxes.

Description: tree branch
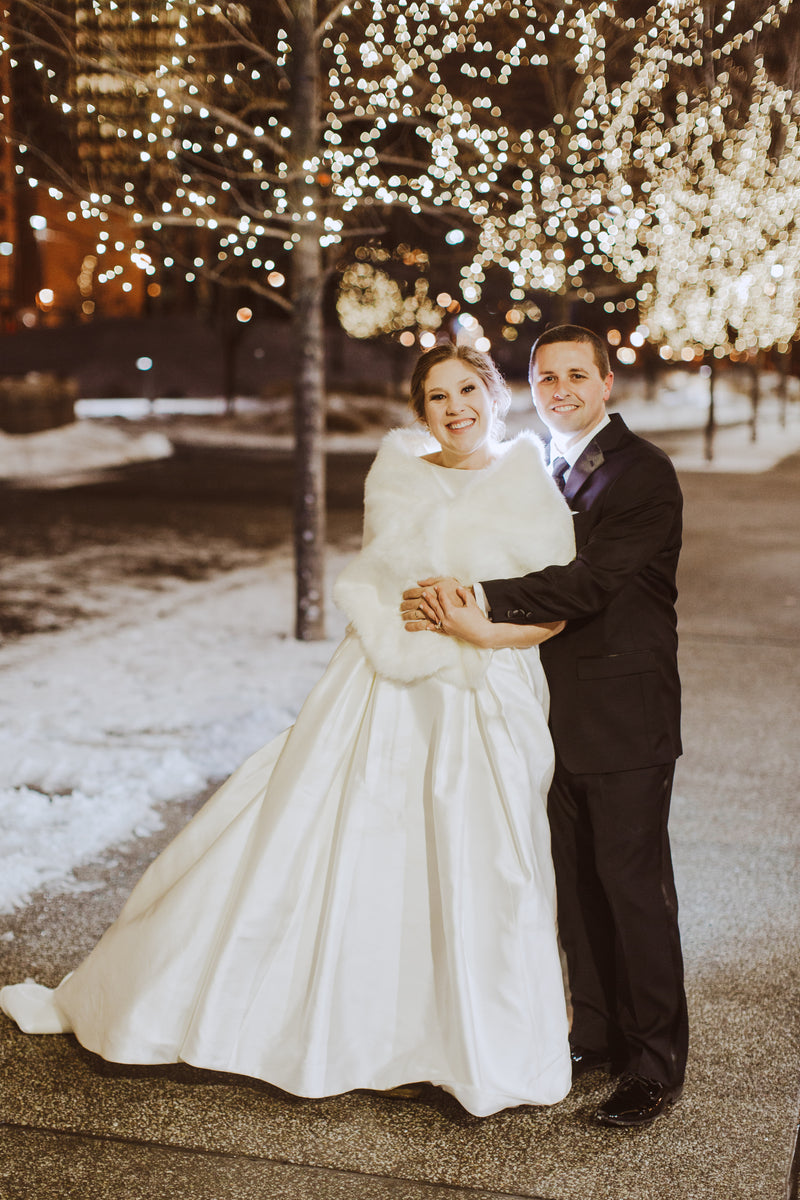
[[317, 1, 352, 38]]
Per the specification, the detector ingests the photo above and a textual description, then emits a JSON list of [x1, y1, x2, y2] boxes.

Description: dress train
[[1, 633, 571, 1117]]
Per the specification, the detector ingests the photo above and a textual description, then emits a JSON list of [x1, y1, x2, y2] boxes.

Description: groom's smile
[[530, 341, 613, 445]]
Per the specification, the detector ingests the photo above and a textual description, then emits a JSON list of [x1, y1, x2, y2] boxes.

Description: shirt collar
[[551, 413, 611, 468]]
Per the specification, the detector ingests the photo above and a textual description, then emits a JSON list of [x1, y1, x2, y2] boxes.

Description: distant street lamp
[[136, 355, 155, 410]]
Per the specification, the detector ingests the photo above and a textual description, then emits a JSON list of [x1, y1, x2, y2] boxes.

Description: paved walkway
[[2, 449, 800, 1200]]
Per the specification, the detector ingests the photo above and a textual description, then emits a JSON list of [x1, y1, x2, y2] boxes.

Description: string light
[[3, 0, 798, 354], [336, 260, 443, 339], [621, 59, 800, 354]]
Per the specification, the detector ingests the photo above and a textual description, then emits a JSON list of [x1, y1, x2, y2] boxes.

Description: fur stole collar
[[333, 426, 575, 688]]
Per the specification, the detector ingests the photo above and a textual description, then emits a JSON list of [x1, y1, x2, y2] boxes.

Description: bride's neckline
[[419, 443, 509, 472]]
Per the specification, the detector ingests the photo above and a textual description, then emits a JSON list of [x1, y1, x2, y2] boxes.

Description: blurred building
[[72, 0, 193, 188], [0, 1, 209, 331]]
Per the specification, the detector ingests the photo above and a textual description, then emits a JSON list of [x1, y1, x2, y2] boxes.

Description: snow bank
[[0, 551, 349, 912], [0, 421, 172, 484]]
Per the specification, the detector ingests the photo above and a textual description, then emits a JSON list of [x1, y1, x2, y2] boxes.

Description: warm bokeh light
[[337, 260, 442, 339], [3, 0, 798, 356]]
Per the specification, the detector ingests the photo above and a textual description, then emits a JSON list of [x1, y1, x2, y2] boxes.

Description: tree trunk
[[554, 291, 572, 324], [221, 319, 243, 416], [644, 355, 657, 403], [703, 359, 716, 462], [749, 357, 760, 443], [290, 0, 326, 641], [778, 349, 789, 429]]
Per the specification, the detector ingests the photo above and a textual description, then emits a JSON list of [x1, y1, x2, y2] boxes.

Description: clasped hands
[[401, 577, 490, 645], [400, 579, 566, 651]]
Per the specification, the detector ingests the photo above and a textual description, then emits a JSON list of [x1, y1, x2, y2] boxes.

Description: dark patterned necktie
[[551, 456, 569, 493]]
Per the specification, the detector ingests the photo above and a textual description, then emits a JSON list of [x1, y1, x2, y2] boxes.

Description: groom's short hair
[[529, 325, 611, 380]]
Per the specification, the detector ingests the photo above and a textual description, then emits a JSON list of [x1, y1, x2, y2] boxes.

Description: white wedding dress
[[1, 431, 575, 1118]]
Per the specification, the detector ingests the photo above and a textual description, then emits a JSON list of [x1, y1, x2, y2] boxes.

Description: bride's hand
[[402, 577, 464, 631], [529, 620, 567, 642]]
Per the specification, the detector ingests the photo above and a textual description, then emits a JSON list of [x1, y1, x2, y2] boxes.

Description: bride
[[1, 343, 575, 1118]]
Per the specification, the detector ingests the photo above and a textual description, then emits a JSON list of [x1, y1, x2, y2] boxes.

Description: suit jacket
[[481, 413, 682, 775]]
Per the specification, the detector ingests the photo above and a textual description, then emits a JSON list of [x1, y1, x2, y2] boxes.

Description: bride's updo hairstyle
[[409, 342, 512, 437]]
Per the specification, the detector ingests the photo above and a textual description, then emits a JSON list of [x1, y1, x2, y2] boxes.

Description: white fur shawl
[[333, 426, 575, 688]]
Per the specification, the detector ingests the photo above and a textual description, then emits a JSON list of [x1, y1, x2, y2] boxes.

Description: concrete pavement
[[2, 448, 799, 1200]]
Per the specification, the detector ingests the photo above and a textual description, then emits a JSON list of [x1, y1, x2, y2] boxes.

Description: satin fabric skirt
[[1, 633, 570, 1117]]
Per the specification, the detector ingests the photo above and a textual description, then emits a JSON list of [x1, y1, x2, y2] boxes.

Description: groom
[[402, 325, 688, 1128]]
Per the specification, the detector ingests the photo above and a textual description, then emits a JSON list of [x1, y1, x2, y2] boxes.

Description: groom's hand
[[436, 586, 494, 647], [402, 577, 472, 633]]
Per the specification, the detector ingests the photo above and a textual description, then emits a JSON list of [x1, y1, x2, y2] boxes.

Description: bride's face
[[422, 359, 497, 469]]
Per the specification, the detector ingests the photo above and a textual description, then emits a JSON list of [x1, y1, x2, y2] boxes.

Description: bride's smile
[[422, 358, 498, 469]]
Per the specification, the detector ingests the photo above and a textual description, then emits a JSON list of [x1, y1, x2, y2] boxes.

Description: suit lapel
[[548, 413, 628, 502], [563, 441, 604, 501]]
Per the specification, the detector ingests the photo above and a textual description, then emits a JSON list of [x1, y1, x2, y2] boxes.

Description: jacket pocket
[[576, 649, 657, 680]]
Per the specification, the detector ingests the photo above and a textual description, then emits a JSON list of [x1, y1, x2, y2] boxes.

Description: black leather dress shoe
[[570, 1044, 611, 1080], [593, 1073, 681, 1128]]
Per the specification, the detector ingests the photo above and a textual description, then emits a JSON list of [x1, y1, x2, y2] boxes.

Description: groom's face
[[530, 341, 613, 446]]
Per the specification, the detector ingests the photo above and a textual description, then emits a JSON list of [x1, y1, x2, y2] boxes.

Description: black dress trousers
[[547, 757, 689, 1089]]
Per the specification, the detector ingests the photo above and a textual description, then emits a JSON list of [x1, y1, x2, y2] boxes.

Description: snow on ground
[[0, 550, 349, 913], [0, 421, 172, 485], [618, 398, 800, 472]]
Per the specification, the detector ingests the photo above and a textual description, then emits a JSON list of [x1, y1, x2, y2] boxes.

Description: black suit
[[482, 413, 688, 1089]]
